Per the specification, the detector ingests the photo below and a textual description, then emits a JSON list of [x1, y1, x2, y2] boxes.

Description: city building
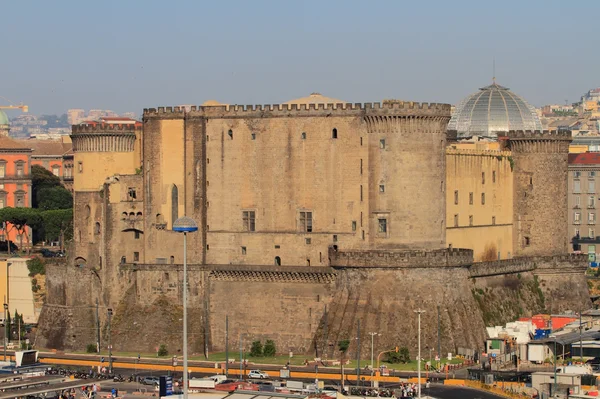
[[447, 82, 543, 140], [569, 152, 600, 262], [18, 137, 74, 191], [67, 109, 85, 126]]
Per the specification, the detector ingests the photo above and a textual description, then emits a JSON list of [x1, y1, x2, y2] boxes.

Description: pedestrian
[[111, 387, 117, 398]]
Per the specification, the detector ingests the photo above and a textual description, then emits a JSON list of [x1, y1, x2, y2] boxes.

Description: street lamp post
[[173, 216, 199, 399], [107, 308, 113, 373], [2, 303, 7, 361], [414, 309, 426, 399], [368, 332, 378, 387]]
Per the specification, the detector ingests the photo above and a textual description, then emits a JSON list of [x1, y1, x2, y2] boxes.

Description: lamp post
[[173, 216, 199, 399], [107, 308, 113, 373], [2, 303, 6, 361], [368, 332, 378, 387], [414, 309, 426, 399]]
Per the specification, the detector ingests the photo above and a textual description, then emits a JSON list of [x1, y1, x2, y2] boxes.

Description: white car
[[248, 370, 269, 379]]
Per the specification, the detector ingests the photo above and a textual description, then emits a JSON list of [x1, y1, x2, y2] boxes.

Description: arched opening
[[228, 129, 233, 139], [156, 213, 163, 224], [170, 256, 175, 264], [306, 259, 310, 266], [75, 257, 87, 268], [94, 222, 101, 235], [128, 212, 135, 221], [301, 132, 306, 140], [136, 212, 143, 221], [85, 205, 91, 219], [120, 256, 126, 264], [121, 212, 128, 220], [171, 185, 179, 227], [332, 128, 338, 139], [274, 256, 281, 266]]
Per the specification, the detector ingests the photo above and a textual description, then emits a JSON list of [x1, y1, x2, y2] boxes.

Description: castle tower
[[509, 130, 572, 256]]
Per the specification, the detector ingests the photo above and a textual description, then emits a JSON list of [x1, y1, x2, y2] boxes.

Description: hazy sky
[[1, 0, 598, 116]]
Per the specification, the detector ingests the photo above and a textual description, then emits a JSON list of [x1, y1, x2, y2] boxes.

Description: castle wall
[[445, 149, 514, 261]]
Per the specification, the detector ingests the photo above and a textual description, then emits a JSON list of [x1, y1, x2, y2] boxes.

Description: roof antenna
[[492, 57, 496, 84]]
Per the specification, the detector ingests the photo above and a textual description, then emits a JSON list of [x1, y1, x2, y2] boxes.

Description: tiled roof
[[0, 136, 33, 151], [15, 139, 72, 157], [569, 152, 600, 165]]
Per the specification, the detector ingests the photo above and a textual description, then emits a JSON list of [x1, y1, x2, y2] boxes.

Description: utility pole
[[414, 309, 426, 399], [3, 300, 6, 361], [437, 305, 441, 361], [239, 334, 243, 380], [356, 321, 360, 387], [107, 308, 113, 374], [323, 305, 328, 359], [580, 309, 583, 363], [369, 332, 378, 387], [96, 299, 100, 353], [225, 316, 229, 377]]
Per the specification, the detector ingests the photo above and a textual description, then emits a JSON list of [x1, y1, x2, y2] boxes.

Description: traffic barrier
[[443, 379, 465, 386]]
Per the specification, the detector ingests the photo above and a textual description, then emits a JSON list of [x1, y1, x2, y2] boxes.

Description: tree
[[263, 340, 276, 357], [250, 340, 263, 357], [0, 207, 41, 254], [27, 257, 46, 276], [5, 312, 11, 342], [386, 347, 410, 364], [41, 209, 73, 250], [37, 187, 73, 210], [158, 344, 168, 356], [31, 165, 61, 208], [338, 339, 350, 354]]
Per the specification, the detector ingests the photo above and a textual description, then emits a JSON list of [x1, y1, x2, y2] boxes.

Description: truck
[[189, 378, 217, 389]]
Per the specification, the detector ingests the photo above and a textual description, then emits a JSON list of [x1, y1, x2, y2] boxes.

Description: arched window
[[121, 212, 128, 220], [156, 213, 163, 224], [171, 185, 179, 226], [274, 256, 281, 266], [86, 205, 91, 219], [332, 128, 338, 139], [129, 212, 135, 221], [136, 212, 143, 221], [228, 129, 233, 139], [94, 222, 101, 235], [170, 256, 175, 264]]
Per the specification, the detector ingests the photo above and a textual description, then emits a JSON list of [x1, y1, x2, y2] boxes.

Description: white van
[[208, 375, 227, 384]]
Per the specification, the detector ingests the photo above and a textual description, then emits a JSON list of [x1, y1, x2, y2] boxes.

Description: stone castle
[[36, 93, 590, 358]]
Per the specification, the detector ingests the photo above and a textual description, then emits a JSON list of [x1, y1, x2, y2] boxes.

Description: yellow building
[[445, 148, 514, 261]]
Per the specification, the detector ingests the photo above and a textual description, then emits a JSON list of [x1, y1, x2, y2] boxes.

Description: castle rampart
[[328, 247, 473, 268]]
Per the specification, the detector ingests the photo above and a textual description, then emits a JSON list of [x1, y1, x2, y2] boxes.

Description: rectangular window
[[251, 133, 256, 140], [574, 171, 581, 178], [360, 159, 363, 175], [492, 216, 496, 225], [241, 246, 247, 255], [380, 139, 385, 149], [575, 212, 581, 223], [0, 164, 4, 178], [242, 210, 256, 232], [379, 185, 385, 193], [492, 171, 496, 183], [78, 162, 83, 173], [454, 190, 459, 205], [469, 215, 473, 226], [469, 192, 473, 205], [305, 238, 311, 245], [362, 230, 365, 240], [16, 163, 24, 177], [360, 185, 363, 201], [0, 197, 4, 209], [300, 211, 313, 233], [590, 171, 596, 178], [524, 237, 530, 246], [590, 229, 596, 239], [15, 194, 24, 207], [378, 218, 387, 233], [481, 193, 485, 205], [590, 244, 597, 254], [574, 228, 580, 237], [575, 196, 581, 208], [134, 231, 140, 239], [590, 196, 596, 208], [574, 180, 581, 193], [590, 181, 596, 194], [352, 221, 357, 231], [454, 214, 458, 227], [133, 252, 140, 262], [333, 234, 338, 242], [482, 172, 485, 185], [589, 212, 596, 224]]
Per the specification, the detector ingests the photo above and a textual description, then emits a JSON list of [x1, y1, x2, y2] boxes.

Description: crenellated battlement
[[143, 100, 451, 119], [445, 148, 512, 157], [329, 247, 473, 269], [72, 123, 140, 134], [507, 129, 572, 140]]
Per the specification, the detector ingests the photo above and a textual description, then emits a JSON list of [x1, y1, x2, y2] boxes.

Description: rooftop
[[569, 153, 600, 165], [284, 92, 346, 105]]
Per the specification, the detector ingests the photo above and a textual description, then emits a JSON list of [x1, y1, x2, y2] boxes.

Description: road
[[426, 384, 506, 399]]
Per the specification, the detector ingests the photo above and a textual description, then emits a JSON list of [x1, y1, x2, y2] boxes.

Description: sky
[[1, 0, 598, 116]]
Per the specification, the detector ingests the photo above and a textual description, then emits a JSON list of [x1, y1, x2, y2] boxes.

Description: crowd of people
[[348, 381, 430, 398]]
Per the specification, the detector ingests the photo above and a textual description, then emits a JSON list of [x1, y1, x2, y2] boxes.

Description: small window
[[206, 244, 210, 250], [469, 215, 473, 226], [360, 185, 363, 201], [128, 187, 137, 200], [492, 216, 496, 225], [492, 171, 496, 183], [380, 185, 385, 193], [360, 159, 363, 175], [242, 211, 256, 232], [591, 171, 596, 178], [481, 193, 485, 205], [15, 162, 24, 177], [15, 194, 24, 207], [52, 165, 60, 177], [454, 214, 459, 227], [78, 162, 83, 173], [380, 139, 386, 149], [0, 163, 5, 178], [170, 256, 174, 264], [352, 221, 357, 231], [241, 246, 247, 255], [360, 137, 363, 146], [529, 177, 533, 186], [95, 222, 101, 235], [134, 231, 140, 239], [301, 132, 306, 140], [574, 171, 581, 179], [454, 190, 459, 205], [133, 252, 139, 262], [362, 230, 365, 240], [482, 172, 485, 184], [333, 234, 338, 242], [332, 128, 338, 139], [469, 192, 473, 205], [524, 236, 530, 246], [306, 259, 311, 266], [228, 129, 233, 139], [251, 133, 256, 140], [590, 229, 596, 239], [274, 256, 281, 266], [300, 211, 313, 232], [378, 218, 387, 233], [305, 238, 311, 245]]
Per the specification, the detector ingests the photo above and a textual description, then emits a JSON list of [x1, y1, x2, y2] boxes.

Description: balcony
[[574, 220, 581, 225], [0, 174, 31, 181], [62, 176, 74, 182], [589, 221, 596, 225], [574, 205, 581, 209]]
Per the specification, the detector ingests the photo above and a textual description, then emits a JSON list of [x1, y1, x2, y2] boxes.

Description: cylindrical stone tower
[[509, 130, 572, 256]]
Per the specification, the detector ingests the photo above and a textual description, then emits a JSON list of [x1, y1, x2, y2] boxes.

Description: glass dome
[[448, 82, 542, 139]]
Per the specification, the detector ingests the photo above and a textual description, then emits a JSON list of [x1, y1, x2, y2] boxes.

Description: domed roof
[[202, 100, 225, 106], [448, 82, 542, 139], [0, 111, 8, 126], [284, 92, 346, 105]]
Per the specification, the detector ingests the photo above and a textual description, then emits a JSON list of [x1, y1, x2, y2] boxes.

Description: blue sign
[[491, 353, 497, 358], [160, 376, 173, 396]]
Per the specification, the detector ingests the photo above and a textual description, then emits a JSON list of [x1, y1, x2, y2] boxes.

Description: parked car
[[142, 376, 160, 386], [586, 357, 600, 365], [0, 241, 18, 253], [247, 370, 269, 379], [40, 248, 64, 258]]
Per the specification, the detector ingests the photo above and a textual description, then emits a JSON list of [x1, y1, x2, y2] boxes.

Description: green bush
[[250, 340, 263, 357], [27, 258, 46, 277], [386, 347, 410, 364], [263, 340, 276, 357], [158, 344, 168, 357], [86, 343, 97, 353]]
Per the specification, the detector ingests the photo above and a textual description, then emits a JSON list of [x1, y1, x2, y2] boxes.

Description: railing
[[0, 174, 30, 180]]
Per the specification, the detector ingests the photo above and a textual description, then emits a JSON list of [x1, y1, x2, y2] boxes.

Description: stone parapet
[[445, 148, 512, 157], [508, 129, 572, 141], [468, 253, 588, 278], [328, 247, 473, 268]]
